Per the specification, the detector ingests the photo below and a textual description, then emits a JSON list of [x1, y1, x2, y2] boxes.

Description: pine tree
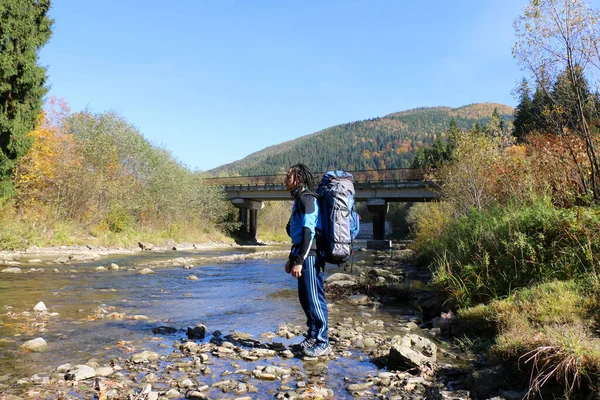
[[513, 79, 536, 141], [0, 0, 53, 196]]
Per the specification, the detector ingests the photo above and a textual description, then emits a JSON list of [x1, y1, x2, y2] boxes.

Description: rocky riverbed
[[0, 245, 527, 400]]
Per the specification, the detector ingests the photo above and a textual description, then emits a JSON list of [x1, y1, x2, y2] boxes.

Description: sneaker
[[303, 342, 332, 357], [299, 337, 316, 350]]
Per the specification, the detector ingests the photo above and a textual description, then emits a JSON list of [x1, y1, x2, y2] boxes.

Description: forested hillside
[[209, 103, 513, 176]]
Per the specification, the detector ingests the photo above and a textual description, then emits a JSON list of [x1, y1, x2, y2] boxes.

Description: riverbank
[[0, 239, 282, 267]]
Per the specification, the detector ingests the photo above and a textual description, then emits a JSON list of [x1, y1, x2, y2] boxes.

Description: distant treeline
[[210, 103, 513, 176]]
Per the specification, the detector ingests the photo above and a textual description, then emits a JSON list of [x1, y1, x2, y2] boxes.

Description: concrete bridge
[[205, 169, 440, 247]]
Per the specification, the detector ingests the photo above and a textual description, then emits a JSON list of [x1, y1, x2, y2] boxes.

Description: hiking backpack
[[316, 171, 360, 264]]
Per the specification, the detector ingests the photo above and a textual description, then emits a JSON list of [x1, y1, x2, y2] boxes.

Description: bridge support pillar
[[231, 198, 264, 240], [249, 209, 258, 239], [366, 198, 391, 249]]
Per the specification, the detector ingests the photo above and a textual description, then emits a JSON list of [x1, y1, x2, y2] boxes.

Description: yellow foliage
[[15, 97, 75, 208], [406, 202, 454, 248]]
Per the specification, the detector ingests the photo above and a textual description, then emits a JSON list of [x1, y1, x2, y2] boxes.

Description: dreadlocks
[[289, 163, 315, 191]]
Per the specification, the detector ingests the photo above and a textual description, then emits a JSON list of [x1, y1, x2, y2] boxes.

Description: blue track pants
[[297, 255, 328, 345]]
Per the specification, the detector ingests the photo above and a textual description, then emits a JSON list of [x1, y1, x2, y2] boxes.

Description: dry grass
[[459, 279, 600, 396]]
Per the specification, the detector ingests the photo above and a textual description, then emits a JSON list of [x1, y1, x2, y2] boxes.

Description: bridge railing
[[204, 168, 425, 186]]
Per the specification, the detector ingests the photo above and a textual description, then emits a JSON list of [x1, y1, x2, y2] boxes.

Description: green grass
[[419, 199, 600, 307]]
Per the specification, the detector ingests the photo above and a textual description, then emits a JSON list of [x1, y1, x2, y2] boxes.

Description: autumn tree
[[0, 0, 53, 196], [437, 130, 503, 214], [15, 97, 73, 209], [513, 0, 600, 201]]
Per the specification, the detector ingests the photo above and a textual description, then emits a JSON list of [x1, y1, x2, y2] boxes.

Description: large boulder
[[388, 334, 437, 370]]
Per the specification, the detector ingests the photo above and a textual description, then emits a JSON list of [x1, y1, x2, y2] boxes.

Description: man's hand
[[285, 259, 292, 273], [291, 264, 302, 278]]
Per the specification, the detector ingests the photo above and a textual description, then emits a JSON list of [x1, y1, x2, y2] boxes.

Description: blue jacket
[[287, 190, 320, 265]]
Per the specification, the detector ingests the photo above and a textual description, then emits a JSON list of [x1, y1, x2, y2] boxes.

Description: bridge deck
[[223, 180, 439, 202], [206, 169, 439, 202]]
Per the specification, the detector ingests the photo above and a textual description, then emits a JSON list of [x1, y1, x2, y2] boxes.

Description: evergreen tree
[[0, 0, 53, 195], [513, 79, 537, 141], [412, 118, 459, 170]]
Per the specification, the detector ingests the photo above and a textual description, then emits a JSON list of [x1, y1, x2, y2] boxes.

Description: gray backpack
[[316, 171, 360, 264]]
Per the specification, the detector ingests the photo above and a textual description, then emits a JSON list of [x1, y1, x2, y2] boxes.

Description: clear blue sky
[[39, 0, 528, 172]]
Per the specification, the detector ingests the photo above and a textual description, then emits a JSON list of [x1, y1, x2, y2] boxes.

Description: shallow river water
[[0, 243, 430, 399]]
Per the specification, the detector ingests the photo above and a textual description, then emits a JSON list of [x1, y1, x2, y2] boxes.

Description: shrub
[[421, 199, 600, 307], [406, 202, 454, 250]]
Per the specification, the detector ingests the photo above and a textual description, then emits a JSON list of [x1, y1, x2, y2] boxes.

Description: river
[[0, 243, 435, 399]]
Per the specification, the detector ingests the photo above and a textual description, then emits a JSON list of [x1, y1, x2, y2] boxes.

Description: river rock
[[264, 365, 291, 377], [328, 280, 357, 288], [178, 378, 196, 388], [466, 365, 510, 399], [432, 311, 457, 335], [230, 331, 253, 341], [165, 388, 182, 398], [139, 268, 154, 275], [347, 381, 374, 391], [187, 275, 198, 280], [95, 366, 114, 377], [363, 337, 377, 348], [187, 323, 207, 339], [107, 263, 119, 270], [65, 364, 96, 381], [388, 334, 437, 370], [139, 241, 155, 251], [186, 390, 206, 399], [348, 294, 369, 305], [250, 348, 276, 357], [70, 253, 100, 261], [325, 273, 356, 283], [173, 243, 195, 251], [253, 371, 277, 381], [21, 337, 47, 352], [56, 363, 72, 373], [1, 267, 22, 273], [54, 257, 69, 264], [142, 372, 158, 382], [131, 350, 160, 363], [152, 326, 177, 335], [33, 301, 47, 312]]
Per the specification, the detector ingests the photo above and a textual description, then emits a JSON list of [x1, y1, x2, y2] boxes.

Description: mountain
[[208, 103, 514, 176]]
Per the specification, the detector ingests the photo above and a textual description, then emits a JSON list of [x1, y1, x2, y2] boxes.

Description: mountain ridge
[[208, 102, 514, 176]]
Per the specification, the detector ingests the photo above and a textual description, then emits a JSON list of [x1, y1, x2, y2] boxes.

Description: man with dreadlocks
[[284, 163, 331, 357]]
